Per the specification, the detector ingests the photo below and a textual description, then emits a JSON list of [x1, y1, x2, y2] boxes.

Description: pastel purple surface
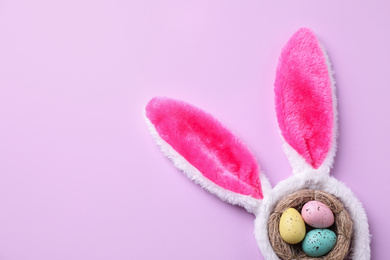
[[0, 1, 389, 260]]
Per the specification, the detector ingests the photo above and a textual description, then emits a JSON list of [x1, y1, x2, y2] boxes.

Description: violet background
[[0, 1, 388, 259]]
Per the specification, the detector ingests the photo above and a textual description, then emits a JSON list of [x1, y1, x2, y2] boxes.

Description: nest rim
[[267, 189, 353, 260]]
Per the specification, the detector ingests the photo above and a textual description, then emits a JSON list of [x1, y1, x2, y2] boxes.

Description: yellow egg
[[279, 208, 306, 244]]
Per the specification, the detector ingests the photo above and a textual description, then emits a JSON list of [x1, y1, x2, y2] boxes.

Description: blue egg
[[302, 229, 337, 257]]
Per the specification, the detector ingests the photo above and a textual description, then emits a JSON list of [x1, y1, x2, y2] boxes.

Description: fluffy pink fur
[[145, 97, 263, 199], [274, 28, 333, 169]]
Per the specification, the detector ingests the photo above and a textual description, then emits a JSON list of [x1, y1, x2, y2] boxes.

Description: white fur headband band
[[144, 28, 370, 259]]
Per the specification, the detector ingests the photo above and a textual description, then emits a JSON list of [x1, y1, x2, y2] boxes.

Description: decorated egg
[[302, 229, 337, 257], [301, 200, 334, 228], [279, 208, 306, 244]]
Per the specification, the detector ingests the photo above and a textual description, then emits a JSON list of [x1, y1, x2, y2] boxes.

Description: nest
[[267, 190, 353, 260]]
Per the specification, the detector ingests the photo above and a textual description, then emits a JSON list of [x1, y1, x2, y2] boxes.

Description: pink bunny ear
[[275, 28, 336, 171], [145, 97, 263, 212]]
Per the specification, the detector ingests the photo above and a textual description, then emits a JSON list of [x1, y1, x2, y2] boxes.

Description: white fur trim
[[259, 172, 273, 200], [144, 113, 263, 214], [320, 42, 339, 174], [254, 174, 371, 260]]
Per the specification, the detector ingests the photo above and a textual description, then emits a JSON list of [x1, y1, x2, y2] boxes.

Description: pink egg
[[301, 201, 334, 228]]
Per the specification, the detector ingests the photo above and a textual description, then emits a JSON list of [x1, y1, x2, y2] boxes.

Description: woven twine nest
[[267, 189, 353, 260]]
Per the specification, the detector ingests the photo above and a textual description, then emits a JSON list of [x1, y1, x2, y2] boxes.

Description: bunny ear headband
[[144, 28, 370, 259]]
